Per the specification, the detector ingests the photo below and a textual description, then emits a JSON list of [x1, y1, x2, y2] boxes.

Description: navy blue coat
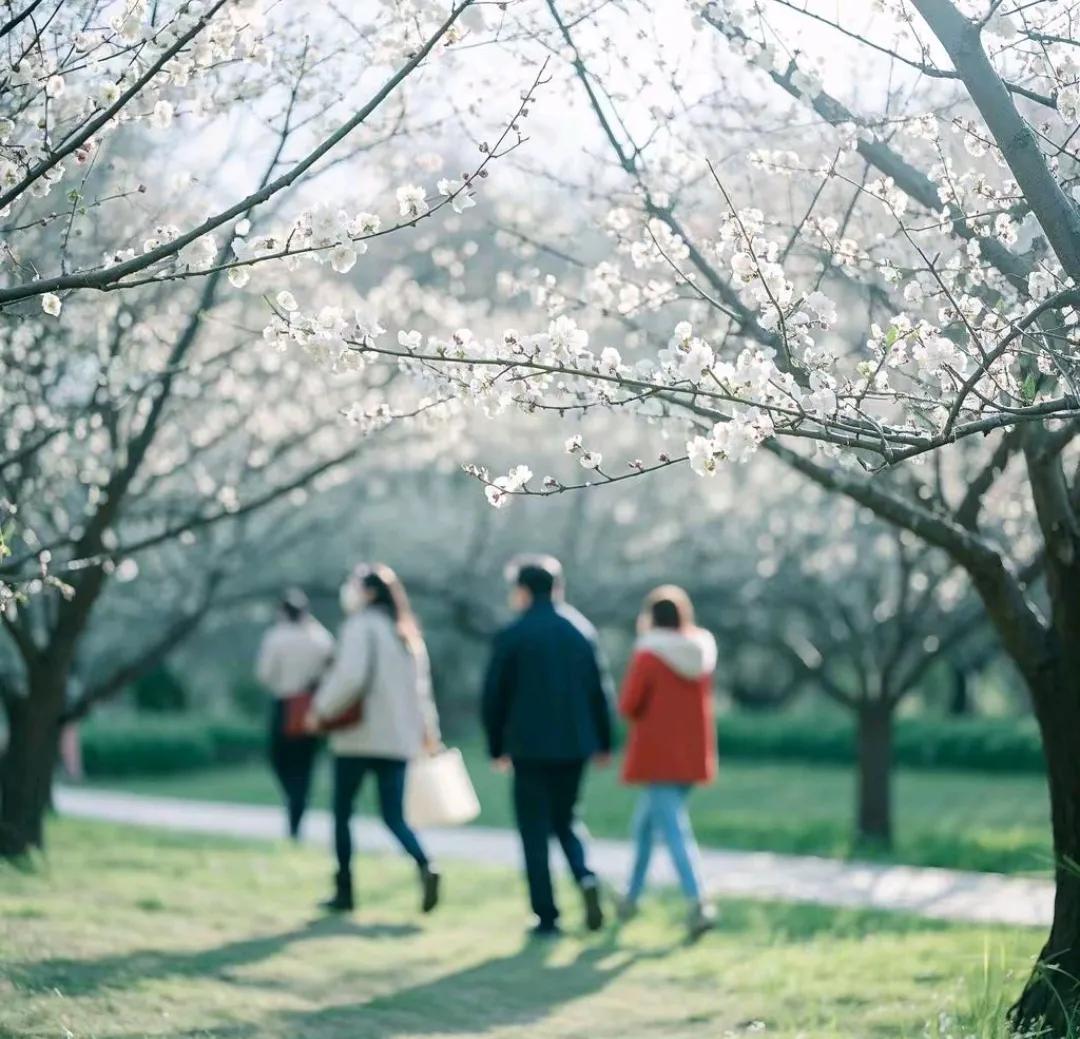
[[481, 600, 614, 762]]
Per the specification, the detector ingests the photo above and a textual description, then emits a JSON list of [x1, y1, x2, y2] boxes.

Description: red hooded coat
[[619, 627, 717, 785]]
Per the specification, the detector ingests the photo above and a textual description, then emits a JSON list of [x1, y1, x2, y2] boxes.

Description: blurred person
[[256, 588, 333, 840], [618, 585, 717, 939], [306, 564, 441, 915], [482, 555, 613, 937]]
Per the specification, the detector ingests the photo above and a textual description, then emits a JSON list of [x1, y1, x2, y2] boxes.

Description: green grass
[[0, 818, 1042, 1038], [94, 747, 1054, 875]]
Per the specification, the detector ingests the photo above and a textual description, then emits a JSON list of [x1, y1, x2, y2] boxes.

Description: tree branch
[[701, 5, 1031, 287], [0, 0, 232, 214], [765, 439, 1051, 683], [0, 0, 473, 304], [910, 0, 1080, 280]]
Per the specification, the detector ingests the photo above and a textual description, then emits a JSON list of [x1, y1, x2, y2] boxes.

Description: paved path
[[56, 787, 1053, 928]]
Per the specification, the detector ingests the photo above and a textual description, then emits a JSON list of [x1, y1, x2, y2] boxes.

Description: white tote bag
[[405, 747, 481, 828]]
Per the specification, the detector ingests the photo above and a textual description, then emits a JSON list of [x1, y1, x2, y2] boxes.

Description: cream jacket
[[313, 607, 440, 759], [256, 618, 334, 698]]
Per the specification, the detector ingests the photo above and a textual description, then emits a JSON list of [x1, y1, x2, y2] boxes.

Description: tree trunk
[[0, 663, 66, 857], [948, 664, 970, 717], [1009, 433, 1080, 1033], [1010, 663, 1080, 1035], [855, 699, 893, 847]]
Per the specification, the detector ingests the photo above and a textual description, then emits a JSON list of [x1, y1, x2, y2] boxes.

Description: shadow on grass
[[17, 897, 988, 1039], [15, 894, 960, 1005], [128, 932, 668, 1039], [13, 914, 419, 996], [284, 934, 651, 1038]]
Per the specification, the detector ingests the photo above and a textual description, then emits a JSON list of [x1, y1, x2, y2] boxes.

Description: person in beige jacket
[[307, 564, 441, 914]]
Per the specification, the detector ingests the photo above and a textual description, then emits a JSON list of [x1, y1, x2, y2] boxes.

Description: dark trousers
[[512, 759, 594, 926], [333, 755, 429, 880], [269, 700, 318, 839]]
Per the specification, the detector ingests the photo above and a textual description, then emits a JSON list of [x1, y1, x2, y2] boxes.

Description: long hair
[[639, 584, 695, 633], [356, 563, 423, 653]]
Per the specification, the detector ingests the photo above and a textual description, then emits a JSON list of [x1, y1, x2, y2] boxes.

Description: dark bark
[[855, 700, 893, 846], [729, 679, 798, 711], [1009, 437, 1080, 1034], [948, 665, 970, 716], [1009, 665, 1080, 1034], [0, 661, 68, 856]]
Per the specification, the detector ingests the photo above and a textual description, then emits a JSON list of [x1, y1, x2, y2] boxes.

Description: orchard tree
[[273, 0, 1080, 1028], [0, 273, 436, 852], [696, 478, 987, 846]]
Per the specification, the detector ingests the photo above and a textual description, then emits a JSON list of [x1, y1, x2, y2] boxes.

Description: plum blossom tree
[[273, 0, 1080, 1027]]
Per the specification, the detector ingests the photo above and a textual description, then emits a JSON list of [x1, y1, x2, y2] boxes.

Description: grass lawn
[[94, 748, 1054, 875], [0, 818, 1042, 1039]]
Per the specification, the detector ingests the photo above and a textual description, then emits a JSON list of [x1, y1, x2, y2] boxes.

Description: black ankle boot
[[420, 866, 440, 914], [320, 871, 354, 913], [581, 876, 605, 932]]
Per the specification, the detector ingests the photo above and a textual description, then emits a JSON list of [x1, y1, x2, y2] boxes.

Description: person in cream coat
[[307, 564, 441, 914], [256, 589, 333, 839]]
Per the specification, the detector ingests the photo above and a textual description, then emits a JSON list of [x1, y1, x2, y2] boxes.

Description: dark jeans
[[333, 755, 429, 879], [269, 700, 318, 839], [512, 759, 594, 926]]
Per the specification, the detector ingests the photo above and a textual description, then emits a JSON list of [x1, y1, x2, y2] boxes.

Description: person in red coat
[[618, 585, 717, 938]]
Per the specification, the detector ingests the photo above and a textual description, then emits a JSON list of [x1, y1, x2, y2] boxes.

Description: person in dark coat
[[481, 555, 613, 937]]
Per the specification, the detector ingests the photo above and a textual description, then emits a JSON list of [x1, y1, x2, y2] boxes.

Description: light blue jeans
[[626, 784, 704, 903]]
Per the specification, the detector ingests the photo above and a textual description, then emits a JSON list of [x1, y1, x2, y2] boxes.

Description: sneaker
[[581, 877, 605, 932], [616, 897, 638, 923], [420, 867, 441, 914], [686, 901, 716, 942]]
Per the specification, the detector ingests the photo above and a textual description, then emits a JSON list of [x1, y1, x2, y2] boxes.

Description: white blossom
[[437, 177, 476, 214], [329, 244, 358, 274], [599, 347, 622, 374], [150, 100, 174, 129], [485, 464, 533, 507], [348, 212, 381, 237], [687, 435, 717, 477], [396, 185, 428, 219]]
